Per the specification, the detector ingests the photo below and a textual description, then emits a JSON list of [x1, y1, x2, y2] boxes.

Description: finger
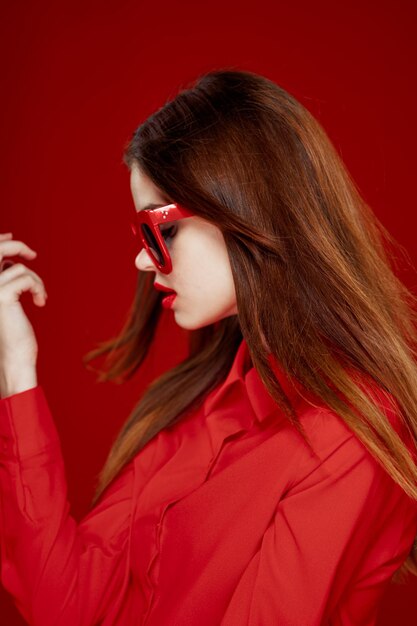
[[0, 273, 47, 307], [0, 262, 47, 289], [0, 263, 47, 297], [0, 260, 16, 273], [0, 260, 21, 277], [0, 262, 28, 280], [0, 239, 37, 262], [0, 232, 13, 240]]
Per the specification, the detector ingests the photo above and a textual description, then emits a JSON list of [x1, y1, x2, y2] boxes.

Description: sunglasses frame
[[131, 203, 194, 274]]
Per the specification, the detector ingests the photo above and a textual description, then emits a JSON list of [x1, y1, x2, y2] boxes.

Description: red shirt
[[0, 337, 416, 625]]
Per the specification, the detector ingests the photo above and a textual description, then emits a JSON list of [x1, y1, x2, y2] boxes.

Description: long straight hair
[[84, 68, 417, 582]]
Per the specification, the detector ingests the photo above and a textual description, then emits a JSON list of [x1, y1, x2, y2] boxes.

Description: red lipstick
[[154, 282, 175, 293], [154, 282, 177, 309], [161, 293, 177, 309]]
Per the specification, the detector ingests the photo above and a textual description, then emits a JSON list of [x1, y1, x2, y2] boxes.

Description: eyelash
[[160, 224, 178, 241]]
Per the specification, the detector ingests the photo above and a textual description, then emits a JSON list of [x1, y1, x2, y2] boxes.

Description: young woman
[[0, 69, 417, 626]]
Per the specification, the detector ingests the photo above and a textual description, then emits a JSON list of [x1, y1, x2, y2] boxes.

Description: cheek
[[170, 231, 238, 328], [172, 225, 235, 301], [192, 242, 235, 301]]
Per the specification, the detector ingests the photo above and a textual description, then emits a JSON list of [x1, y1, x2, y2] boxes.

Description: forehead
[[130, 166, 170, 212], [130, 166, 159, 195], [129, 166, 208, 228]]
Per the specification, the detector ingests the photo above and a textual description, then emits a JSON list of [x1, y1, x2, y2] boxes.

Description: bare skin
[[0, 169, 240, 397], [130, 165, 238, 330], [0, 232, 46, 397]]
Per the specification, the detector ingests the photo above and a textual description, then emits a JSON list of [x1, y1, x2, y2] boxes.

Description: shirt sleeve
[[220, 413, 417, 626], [0, 385, 134, 626]]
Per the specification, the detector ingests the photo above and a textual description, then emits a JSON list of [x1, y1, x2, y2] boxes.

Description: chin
[[173, 309, 238, 331], [174, 317, 212, 331]]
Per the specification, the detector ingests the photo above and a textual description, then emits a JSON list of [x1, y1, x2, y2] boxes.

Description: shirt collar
[[204, 337, 306, 423]]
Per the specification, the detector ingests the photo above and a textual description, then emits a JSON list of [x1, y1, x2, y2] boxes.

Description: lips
[[154, 281, 177, 295]]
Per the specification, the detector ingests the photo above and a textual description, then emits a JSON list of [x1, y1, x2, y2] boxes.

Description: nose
[[135, 248, 156, 273]]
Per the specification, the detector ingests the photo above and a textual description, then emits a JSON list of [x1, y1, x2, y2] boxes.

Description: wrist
[[0, 366, 38, 398]]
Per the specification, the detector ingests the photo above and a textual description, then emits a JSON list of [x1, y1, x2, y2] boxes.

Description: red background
[[1, 0, 416, 623]]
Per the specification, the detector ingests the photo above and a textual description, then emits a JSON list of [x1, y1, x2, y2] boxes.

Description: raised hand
[[0, 232, 47, 397]]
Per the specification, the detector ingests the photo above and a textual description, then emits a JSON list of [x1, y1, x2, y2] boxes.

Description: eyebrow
[[137, 201, 172, 213], [137, 203, 166, 213]]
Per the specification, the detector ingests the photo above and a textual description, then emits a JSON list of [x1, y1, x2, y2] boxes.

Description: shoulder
[[277, 373, 416, 503]]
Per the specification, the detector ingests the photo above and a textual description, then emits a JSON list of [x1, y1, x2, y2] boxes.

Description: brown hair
[[84, 68, 417, 583]]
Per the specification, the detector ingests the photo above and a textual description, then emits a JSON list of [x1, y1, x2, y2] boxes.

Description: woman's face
[[130, 165, 238, 330]]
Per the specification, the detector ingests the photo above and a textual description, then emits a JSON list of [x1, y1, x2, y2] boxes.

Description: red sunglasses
[[130, 203, 194, 274]]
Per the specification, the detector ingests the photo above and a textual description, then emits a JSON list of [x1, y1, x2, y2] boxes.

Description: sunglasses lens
[[141, 224, 165, 266]]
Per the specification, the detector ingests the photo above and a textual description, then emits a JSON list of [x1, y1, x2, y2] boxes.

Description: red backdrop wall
[[1, 0, 416, 623]]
